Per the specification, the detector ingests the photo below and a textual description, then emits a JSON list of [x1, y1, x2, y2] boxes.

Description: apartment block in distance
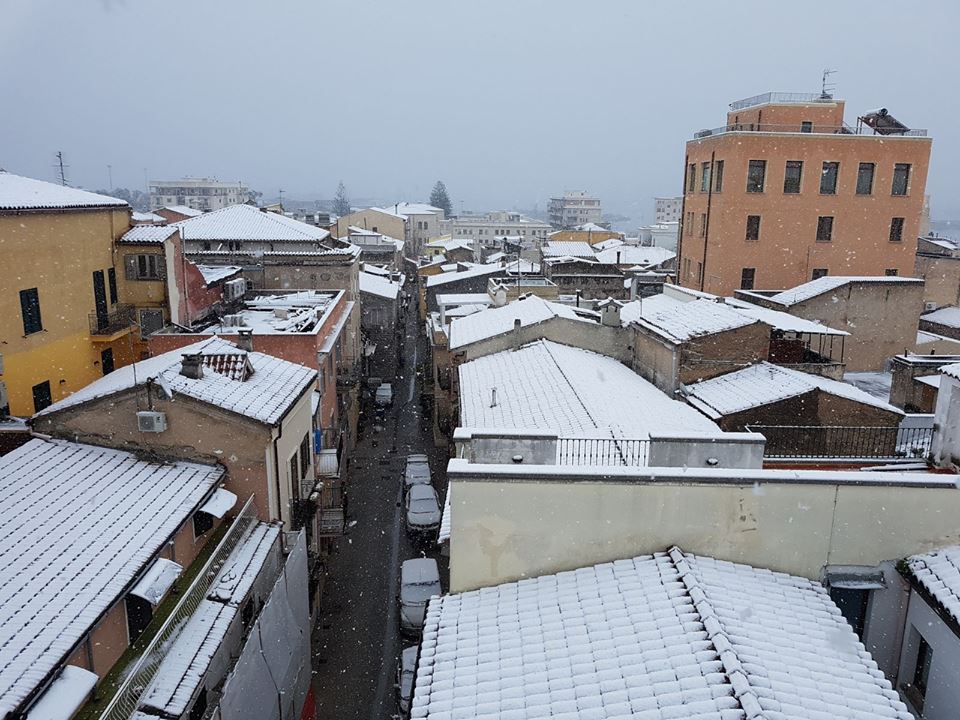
[[547, 191, 602, 229], [677, 91, 932, 295], [149, 177, 250, 212], [654, 196, 683, 224]]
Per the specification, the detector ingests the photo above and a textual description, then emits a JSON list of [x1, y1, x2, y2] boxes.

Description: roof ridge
[[537, 341, 605, 434], [667, 546, 765, 720]]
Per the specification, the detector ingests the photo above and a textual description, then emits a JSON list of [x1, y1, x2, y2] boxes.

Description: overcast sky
[[2, 0, 958, 221]]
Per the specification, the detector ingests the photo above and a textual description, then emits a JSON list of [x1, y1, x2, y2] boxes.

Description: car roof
[[402, 646, 419, 665], [408, 484, 437, 500], [401, 557, 440, 584], [407, 454, 428, 462]]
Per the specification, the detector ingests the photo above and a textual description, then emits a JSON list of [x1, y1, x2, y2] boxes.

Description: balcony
[[729, 92, 835, 111], [88, 304, 135, 340], [693, 122, 927, 140], [746, 424, 933, 461]]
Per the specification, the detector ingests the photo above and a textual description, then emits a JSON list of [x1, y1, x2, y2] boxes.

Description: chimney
[[180, 353, 204, 379], [236, 328, 254, 352], [490, 387, 498, 408], [600, 298, 622, 327], [513, 317, 522, 347]]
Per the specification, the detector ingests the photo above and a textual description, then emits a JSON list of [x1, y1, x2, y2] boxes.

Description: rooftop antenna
[[278, 188, 285, 207], [54, 151, 69, 185], [821, 68, 837, 99]]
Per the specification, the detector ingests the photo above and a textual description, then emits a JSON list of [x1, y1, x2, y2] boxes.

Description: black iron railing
[[557, 437, 649, 466], [89, 304, 135, 335], [747, 425, 933, 460]]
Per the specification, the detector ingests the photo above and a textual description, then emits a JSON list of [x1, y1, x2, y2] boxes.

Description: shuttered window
[[20, 288, 42, 335]]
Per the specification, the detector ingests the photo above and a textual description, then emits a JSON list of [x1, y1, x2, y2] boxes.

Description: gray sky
[[2, 0, 958, 220]]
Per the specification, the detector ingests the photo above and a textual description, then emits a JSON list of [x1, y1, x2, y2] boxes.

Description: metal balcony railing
[[746, 425, 933, 460], [693, 123, 927, 139], [557, 437, 649, 466], [729, 92, 834, 111], [98, 495, 259, 720], [89, 304, 135, 335]]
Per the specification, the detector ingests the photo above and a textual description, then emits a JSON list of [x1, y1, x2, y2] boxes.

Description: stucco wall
[[897, 591, 960, 719], [915, 253, 960, 308], [446, 470, 960, 593]]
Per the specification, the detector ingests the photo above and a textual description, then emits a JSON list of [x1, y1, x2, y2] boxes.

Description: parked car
[[404, 454, 431, 490], [405, 484, 441, 538], [396, 645, 417, 717], [375, 382, 393, 407], [399, 558, 441, 635]]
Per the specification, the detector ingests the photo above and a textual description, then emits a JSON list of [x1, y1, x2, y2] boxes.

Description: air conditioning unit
[[224, 278, 247, 300], [137, 410, 168, 433], [924, 302, 939, 312], [222, 314, 245, 327]]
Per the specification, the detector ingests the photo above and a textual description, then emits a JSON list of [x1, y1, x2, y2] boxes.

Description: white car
[[405, 484, 441, 538], [399, 558, 441, 635], [396, 645, 417, 717], [404, 454, 431, 490]]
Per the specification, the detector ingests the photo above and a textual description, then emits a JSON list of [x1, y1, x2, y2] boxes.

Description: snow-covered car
[[404, 454, 431, 490], [396, 645, 417, 717], [405, 484, 441, 538], [398, 558, 441, 635]]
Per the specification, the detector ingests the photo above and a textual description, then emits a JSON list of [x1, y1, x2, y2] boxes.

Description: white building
[[375, 202, 445, 256], [547, 191, 602, 229], [440, 210, 551, 251], [150, 178, 250, 212], [655, 195, 683, 224], [638, 220, 680, 251]]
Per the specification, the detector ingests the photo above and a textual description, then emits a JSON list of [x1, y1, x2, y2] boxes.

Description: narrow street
[[312, 292, 448, 720]]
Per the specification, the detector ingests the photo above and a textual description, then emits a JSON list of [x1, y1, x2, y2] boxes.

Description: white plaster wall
[[896, 591, 960, 719]]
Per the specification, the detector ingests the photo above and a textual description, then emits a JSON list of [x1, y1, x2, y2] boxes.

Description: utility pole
[[54, 151, 68, 185], [278, 188, 285, 208], [107, 164, 113, 191]]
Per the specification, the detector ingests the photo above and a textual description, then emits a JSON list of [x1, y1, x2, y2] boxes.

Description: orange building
[[677, 92, 932, 295]]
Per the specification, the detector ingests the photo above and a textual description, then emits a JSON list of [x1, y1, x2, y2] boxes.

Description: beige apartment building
[[677, 92, 932, 295]]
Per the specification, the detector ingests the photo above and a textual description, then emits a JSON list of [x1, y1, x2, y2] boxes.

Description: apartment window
[[700, 162, 711, 192], [107, 267, 118, 304], [740, 268, 756, 290], [890, 217, 905, 242], [19, 288, 42, 335], [830, 587, 870, 639], [885, 268, 899, 276], [299, 433, 311, 479], [820, 162, 839, 194], [695, 261, 703, 285], [892, 163, 911, 196], [289, 454, 300, 501], [746, 160, 766, 193], [801, 121, 813, 133], [714, 160, 724, 192], [811, 268, 829, 280], [125, 254, 165, 281], [913, 635, 933, 699], [856, 162, 875, 195], [699, 213, 707, 237], [816, 216, 834, 242], [687, 163, 696, 194], [745, 215, 761, 241], [783, 161, 803, 194], [685, 211, 693, 236], [32, 380, 52, 413]]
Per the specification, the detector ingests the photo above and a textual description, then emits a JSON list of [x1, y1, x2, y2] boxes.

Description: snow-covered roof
[[574, 221, 610, 232], [921, 237, 959, 251], [162, 205, 204, 217], [908, 546, 960, 623], [425, 264, 503, 288], [436, 293, 492, 306], [438, 487, 451, 545], [445, 304, 487, 318], [414, 547, 911, 720], [0, 172, 128, 211], [25, 665, 98, 720], [359, 271, 400, 300], [174, 203, 332, 242], [392, 202, 442, 215], [118, 224, 179, 244], [207, 522, 280, 606], [922, 305, 960, 329], [622, 294, 757, 342], [723, 297, 848, 336], [595, 245, 675, 267], [941, 363, 960, 381], [541, 241, 596, 258], [768, 276, 923, 306], [195, 264, 242, 285], [459, 340, 720, 438], [426, 237, 475, 252], [0, 439, 223, 717], [448, 295, 589, 350], [37, 337, 316, 425], [685, 362, 903, 419], [132, 211, 166, 223], [917, 374, 942, 389]]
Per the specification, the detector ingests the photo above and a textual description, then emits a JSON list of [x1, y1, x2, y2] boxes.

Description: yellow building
[[547, 224, 623, 245], [0, 173, 134, 415]]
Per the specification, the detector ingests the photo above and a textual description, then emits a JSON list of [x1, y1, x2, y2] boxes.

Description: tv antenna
[[821, 68, 837, 98], [54, 151, 69, 185], [278, 188, 285, 207]]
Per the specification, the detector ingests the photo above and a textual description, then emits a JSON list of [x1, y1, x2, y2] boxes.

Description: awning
[[199, 488, 237, 518], [26, 665, 98, 720], [131, 558, 183, 605]]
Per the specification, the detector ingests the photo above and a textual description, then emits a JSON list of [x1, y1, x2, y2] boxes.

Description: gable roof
[[195, 264, 242, 285], [458, 339, 720, 438], [0, 172, 128, 211], [907, 546, 960, 624], [118, 225, 179, 244], [622, 294, 758, 342], [685, 362, 903, 419], [767, 276, 923, 307], [448, 295, 587, 350], [359, 271, 400, 300], [723, 297, 848, 336], [425, 264, 503, 288], [595, 244, 675, 266], [37, 337, 316, 425], [0, 439, 223, 717], [174, 203, 331, 242], [162, 205, 204, 217], [414, 547, 911, 720], [922, 305, 960, 329], [541, 241, 596, 258]]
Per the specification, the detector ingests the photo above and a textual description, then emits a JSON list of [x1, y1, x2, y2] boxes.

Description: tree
[[95, 187, 150, 212], [333, 181, 351, 217], [430, 180, 452, 217]]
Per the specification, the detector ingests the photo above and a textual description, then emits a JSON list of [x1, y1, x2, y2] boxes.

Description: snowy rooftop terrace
[[414, 547, 912, 720], [194, 291, 341, 335]]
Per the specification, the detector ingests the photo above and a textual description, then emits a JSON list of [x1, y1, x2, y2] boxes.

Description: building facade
[[149, 178, 250, 212], [677, 92, 932, 295], [654, 196, 683, 224], [547, 191, 602, 229], [440, 211, 551, 250]]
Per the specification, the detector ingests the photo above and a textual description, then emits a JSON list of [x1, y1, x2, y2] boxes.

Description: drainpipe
[[700, 150, 715, 292]]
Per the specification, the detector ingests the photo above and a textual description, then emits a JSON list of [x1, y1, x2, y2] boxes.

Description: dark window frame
[[700, 162, 711, 192], [20, 288, 43, 335], [740, 267, 756, 290], [714, 160, 724, 192], [889, 217, 905, 243], [816, 216, 834, 243], [820, 161, 840, 195], [745, 215, 761, 242], [108, 267, 118, 304], [746, 160, 766, 193], [856, 162, 875, 195], [812, 268, 829, 280], [892, 163, 911, 196], [784, 160, 803, 194], [32, 380, 52, 413]]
